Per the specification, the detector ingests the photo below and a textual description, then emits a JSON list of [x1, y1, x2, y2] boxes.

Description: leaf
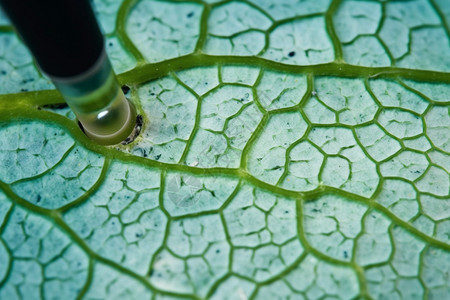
[[0, 0, 449, 299]]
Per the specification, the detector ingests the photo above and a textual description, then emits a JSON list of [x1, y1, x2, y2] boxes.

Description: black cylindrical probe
[[0, 0, 137, 145]]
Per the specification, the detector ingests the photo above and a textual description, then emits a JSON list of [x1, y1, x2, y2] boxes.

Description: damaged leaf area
[[0, 0, 449, 299]]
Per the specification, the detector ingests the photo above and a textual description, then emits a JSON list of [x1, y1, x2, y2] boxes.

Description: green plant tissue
[[0, 0, 449, 299]]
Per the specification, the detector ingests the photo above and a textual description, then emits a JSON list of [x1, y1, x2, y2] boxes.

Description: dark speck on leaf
[[414, 170, 421, 174], [285, 210, 289, 214], [20, 88, 28, 92], [36, 194, 41, 203], [343, 251, 348, 258], [216, 249, 220, 254], [155, 154, 161, 160], [109, 42, 113, 47], [288, 51, 296, 57], [187, 11, 194, 18], [312, 208, 320, 213], [204, 82, 208, 85], [0, 70, 6, 75], [211, 191, 216, 197], [149, 269, 154, 277], [150, 92, 155, 96]]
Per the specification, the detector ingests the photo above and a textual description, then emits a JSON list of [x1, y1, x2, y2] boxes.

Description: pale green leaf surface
[[0, 0, 449, 299]]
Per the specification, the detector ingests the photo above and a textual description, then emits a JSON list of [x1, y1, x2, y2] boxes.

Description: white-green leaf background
[[0, 0, 449, 299]]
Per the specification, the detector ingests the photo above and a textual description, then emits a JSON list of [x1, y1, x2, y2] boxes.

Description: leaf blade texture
[[0, 0, 449, 299]]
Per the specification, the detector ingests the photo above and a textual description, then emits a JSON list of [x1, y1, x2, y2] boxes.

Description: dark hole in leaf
[[121, 85, 130, 94], [42, 103, 69, 109]]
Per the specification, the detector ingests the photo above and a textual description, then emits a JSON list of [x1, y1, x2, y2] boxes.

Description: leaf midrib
[[1, 56, 449, 109]]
